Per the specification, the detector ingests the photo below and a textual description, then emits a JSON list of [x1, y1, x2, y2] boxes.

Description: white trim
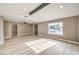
[[4, 33, 33, 39], [48, 22, 63, 36], [38, 34, 79, 45], [4, 36, 12, 39], [17, 33, 33, 36]]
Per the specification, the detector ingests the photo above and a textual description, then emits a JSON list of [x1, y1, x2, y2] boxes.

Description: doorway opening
[[34, 24, 38, 35], [12, 24, 17, 37]]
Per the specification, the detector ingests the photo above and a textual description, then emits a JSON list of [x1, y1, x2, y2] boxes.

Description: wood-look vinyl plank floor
[[0, 35, 79, 55]]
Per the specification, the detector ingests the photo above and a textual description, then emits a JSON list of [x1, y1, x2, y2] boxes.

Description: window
[[48, 22, 63, 35]]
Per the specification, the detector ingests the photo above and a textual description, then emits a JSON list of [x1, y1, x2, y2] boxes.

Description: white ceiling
[[0, 3, 79, 24]]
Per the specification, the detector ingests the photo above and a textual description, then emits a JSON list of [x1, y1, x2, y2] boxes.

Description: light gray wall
[[38, 16, 78, 42], [0, 17, 4, 44]]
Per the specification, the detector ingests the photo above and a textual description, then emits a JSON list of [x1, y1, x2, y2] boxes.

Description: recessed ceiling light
[[60, 5, 63, 8], [24, 8, 26, 10], [39, 15, 42, 16]]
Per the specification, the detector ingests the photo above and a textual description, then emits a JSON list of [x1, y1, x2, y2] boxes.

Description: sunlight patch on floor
[[25, 38, 57, 53]]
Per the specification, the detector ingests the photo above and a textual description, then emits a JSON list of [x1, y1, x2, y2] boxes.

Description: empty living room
[[0, 3, 79, 55]]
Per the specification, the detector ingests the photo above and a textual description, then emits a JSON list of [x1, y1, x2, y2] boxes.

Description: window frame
[[48, 22, 63, 36]]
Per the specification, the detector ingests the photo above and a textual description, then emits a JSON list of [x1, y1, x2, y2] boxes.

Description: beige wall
[[78, 16, 79, 41], [4, 21, 12, 38], [4, 21, 33, 38], [38, 16, 78, 42], [0, 17, 4, 43], [17, 23, 33, 36]]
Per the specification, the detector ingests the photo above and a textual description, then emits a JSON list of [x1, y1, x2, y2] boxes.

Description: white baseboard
[[17, 33, 33, 36], [4, 36, 12, 39], [4, 33, 33, 39], [38, 34, 79, 45]]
